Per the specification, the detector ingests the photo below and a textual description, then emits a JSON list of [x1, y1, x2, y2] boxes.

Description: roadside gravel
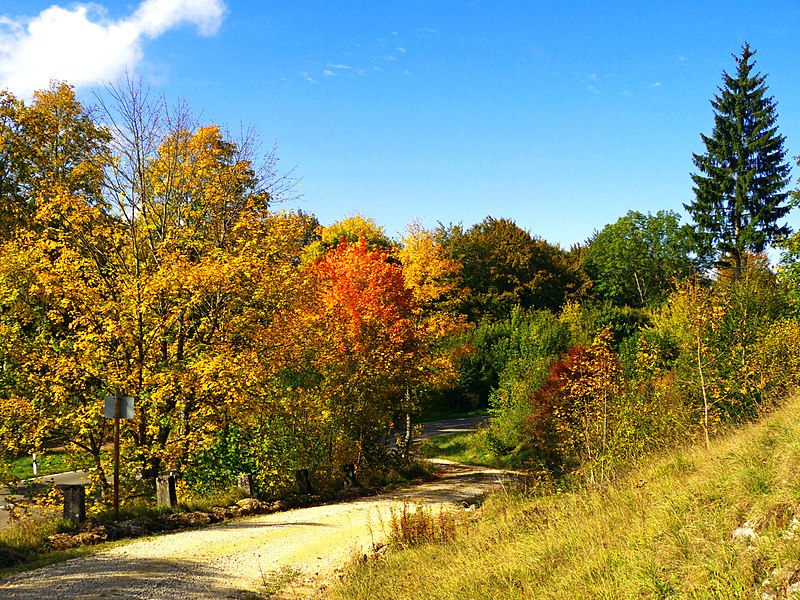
[[0, 461, 516, 599]]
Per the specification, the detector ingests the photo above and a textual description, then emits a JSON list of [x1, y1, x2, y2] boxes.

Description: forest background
[[3, 44, 800, 509]]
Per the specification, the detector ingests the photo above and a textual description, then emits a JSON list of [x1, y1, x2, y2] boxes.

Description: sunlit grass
[[416, 430, 499, 467], [330, 395, 800, 599], [5, 450, 90, 480]]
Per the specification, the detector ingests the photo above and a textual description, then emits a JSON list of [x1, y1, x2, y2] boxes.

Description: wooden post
[[63, 485, 86, 524], [343, 464, 359, 488], [156, 475, 177, 507], [295, 469, 314, 495], [114, 390, 120, 518], [237, 473, 255, 497]]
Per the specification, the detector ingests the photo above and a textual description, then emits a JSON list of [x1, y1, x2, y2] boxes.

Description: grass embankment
[[330, 395, 800, 599], [8, 451, 75, 479]]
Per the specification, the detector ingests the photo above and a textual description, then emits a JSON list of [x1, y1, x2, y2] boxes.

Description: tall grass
[[0, 515, 78, 573], [385, 502, 459, 548], [330, 395, 800, 599]]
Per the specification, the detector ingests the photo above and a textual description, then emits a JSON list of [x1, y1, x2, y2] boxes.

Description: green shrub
[[752, 318, 800, 406]]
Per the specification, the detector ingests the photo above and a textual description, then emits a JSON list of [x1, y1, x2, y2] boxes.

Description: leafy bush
[[184, 424, 258, 494], [485, 309, 570, 456], [751, 319, 800, 406]]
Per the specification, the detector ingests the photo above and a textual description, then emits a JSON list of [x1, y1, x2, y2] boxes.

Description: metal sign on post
[[104, 392, 135, 517], [104, 396, 135, 419]]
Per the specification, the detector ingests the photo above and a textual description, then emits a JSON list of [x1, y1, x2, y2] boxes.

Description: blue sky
[[2, 1, 800, 248]]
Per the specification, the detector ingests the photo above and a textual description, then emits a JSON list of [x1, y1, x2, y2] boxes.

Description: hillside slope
[[330, 394, 800, 599]]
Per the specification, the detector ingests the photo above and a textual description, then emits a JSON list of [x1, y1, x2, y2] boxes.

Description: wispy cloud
[[650, 81, 662, 88], [301, 30, 420, 84], [0, 0, 227, 97]]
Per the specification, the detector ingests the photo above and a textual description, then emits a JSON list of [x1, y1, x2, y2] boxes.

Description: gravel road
[[0, 461, 515, 599]]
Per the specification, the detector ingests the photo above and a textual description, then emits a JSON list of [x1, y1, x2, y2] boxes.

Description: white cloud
[[650, 81, 662, 88], [0, 0, 227, 97]]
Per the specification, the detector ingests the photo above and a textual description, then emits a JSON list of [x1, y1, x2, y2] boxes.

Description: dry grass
[[386, 502, 459, 548], [329, 395, 800, 599]]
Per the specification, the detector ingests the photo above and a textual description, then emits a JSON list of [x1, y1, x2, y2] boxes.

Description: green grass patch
[[416, 431, 499, 467], [330, 394, 800, 599], [242, 566, 301, 598], [5, 450, 95, 481]]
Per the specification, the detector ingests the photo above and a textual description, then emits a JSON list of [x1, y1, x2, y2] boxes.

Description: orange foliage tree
[[295, 238, 417, 469]]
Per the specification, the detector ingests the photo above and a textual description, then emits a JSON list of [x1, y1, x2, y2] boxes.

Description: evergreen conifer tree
[[685, 43, 792, 278]]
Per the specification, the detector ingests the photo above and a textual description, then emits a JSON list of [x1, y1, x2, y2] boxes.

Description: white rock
[[731, 521, 758, 543]]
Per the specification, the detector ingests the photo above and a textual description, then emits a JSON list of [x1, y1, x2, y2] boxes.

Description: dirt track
[[0, 461, 516, 599]]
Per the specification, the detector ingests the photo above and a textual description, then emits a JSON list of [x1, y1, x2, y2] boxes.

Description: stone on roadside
[[235, 498, 263, 515]]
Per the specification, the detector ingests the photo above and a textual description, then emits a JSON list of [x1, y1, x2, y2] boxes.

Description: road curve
[[0, 461, 515, 599]]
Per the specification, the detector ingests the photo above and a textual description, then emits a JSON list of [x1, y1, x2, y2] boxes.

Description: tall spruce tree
[[685, 43, 792, 278]]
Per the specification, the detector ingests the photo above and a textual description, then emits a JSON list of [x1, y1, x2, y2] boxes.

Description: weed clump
[[387, 502, 458, 548]]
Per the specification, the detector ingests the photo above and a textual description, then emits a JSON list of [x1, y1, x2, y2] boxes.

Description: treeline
[[448, 44, 800, 483], [2, 44, 800, 503], [0, 80, 470, 499]]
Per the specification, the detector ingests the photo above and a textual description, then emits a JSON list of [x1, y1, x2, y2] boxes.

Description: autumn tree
[[259, 237, 419, 481], [396, 223, 470, 450], [308, 239, 417, 465], [302, 214, 393, 263], [654, 273, 787, 447], [0, 76, 304, 501], [527, 328, 622, 481], [91, 77, 303, 485], [0, 83, 113, 484], [686, 44, 792, 278], [439, 217, 581, 321]]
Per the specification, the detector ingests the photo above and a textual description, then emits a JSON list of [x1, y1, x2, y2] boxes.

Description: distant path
[[0, 460, 516, 599], [416, 416, 489, 440]]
